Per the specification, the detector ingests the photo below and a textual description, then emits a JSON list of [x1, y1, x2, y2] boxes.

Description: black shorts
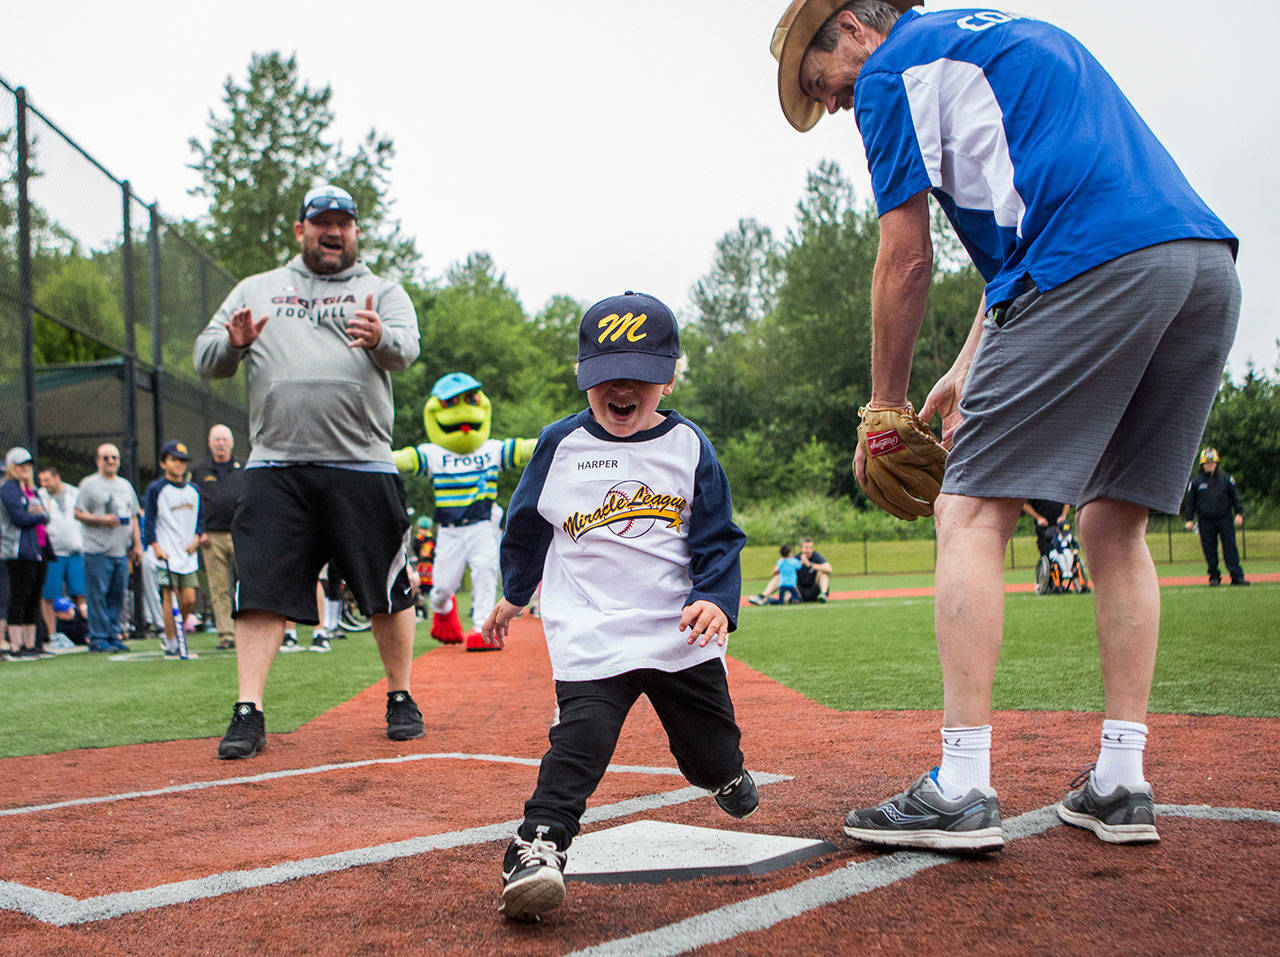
[[797, 580, 822, 602], [232, 466, 413, 624]]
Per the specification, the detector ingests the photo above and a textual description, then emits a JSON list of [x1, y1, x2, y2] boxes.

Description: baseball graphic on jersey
[[605, 481, 657, 538]]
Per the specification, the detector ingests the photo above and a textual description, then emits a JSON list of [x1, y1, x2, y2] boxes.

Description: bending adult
[[195, 183, 422, 759], [771, 0, 1239, 851]]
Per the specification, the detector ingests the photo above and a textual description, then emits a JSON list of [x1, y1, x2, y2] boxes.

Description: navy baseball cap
[[299, 184, 358, 222], [576, 291, 680, 390], [160, 439, 191, 461]]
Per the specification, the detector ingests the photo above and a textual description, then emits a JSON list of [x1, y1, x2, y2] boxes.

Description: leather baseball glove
[[856, 404, 948, 521]]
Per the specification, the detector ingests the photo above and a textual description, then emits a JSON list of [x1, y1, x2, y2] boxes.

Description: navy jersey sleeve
[[683, 423, 747, 630], [499, 415, 578, 606], [142, 479, 165, 548], [193, 487, 206, 537]]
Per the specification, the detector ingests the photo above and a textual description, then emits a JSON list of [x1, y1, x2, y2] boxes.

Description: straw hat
[[770, 0, 920, 132]]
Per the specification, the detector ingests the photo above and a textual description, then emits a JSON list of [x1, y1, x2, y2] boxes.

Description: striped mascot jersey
[[500, 410, 745, 682], [408, 438, 524, 526]]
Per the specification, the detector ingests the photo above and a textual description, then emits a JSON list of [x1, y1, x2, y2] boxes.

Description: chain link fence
[[1, 77, 246, 488]]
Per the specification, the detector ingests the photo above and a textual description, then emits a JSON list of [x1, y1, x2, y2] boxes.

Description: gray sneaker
[[844, 770, 1004, 852], [1056, 767, 1159, 844]]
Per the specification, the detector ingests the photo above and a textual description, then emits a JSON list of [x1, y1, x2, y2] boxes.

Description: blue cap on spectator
[[5, 447, 32, 469], [299, 184, 358, 222], [160, 440, 191, 461], [53, 596, 74, 614]]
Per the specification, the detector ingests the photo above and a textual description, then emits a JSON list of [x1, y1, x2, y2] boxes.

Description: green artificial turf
[[2, 580, 1276, 758], [730, 581, 1280, 717]]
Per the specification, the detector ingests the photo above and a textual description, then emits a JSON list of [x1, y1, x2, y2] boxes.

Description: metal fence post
[[1167, 515, 1174, 564], [149, 204, 164, 450], [863, 533, 868, 575], [121, 181, 139, 489], [16, 88, 37, 456]]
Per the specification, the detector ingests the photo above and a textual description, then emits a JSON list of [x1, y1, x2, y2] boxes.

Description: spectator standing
[[195, 183, 422, 759], [1023, 499, 1070, 557], [143, 440, 205, 657], [191, 424, 244, 650], [75, 443, 142, 653], [1, 448, 51, 659], [1183, 448, 1248, 586], [771, 0, 1240, 851], [37, 465, 87, 634]]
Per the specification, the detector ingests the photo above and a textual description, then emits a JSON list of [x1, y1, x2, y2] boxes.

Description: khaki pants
[[200, 531, 237, 640]]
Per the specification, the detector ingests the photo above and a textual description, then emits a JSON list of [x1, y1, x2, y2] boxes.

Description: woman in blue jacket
[[1, 447, 51, 659]]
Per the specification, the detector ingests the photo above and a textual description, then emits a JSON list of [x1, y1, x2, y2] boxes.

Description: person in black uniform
[[1183, 448, 1248, 586], [1023, 499, 1070, 557], [191, 424, 245, 648]]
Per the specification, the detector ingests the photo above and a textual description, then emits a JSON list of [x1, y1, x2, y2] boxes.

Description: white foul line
[[0, 752, 692, 817], [566, 804, 1280, 957]]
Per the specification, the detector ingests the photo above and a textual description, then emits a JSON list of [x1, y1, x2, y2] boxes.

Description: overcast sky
[[5, 0, 1277, 376]]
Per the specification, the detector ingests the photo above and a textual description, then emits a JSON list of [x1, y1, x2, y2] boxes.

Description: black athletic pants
[[521, 658, 744, 847], [1197, 516, 1244, 582]]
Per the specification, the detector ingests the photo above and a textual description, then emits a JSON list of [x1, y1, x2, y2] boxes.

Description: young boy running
[[481, 291, 755, 922], [143, 441, 204, 658]]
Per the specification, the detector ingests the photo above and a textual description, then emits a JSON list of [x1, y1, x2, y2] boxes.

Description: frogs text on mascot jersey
[[424, 372, 491, 454]]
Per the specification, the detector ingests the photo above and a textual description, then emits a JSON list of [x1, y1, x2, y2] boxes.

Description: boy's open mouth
[[608, 402, 636, 417]]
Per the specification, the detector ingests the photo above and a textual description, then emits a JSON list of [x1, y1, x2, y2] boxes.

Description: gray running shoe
[[747, 594, 767, 606], [1057, 767, 1159, 844], [844, 770, 1004, 852]]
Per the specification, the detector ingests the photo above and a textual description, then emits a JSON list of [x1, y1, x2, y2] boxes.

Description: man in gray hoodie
[[195, 184, 423, 759]]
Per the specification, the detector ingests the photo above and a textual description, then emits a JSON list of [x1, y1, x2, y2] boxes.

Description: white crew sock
[[323, 598, 342, 632], [935, 725, 992, 800], [1093, 719, 1148, 794]]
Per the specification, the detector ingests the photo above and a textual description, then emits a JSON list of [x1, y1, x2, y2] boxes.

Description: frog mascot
[[394, 373, 535, 650]]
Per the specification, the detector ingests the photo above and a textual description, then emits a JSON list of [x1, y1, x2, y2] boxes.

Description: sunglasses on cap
[[300, 190, 357, 222]]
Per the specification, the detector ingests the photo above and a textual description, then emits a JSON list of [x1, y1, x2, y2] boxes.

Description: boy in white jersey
[[481, 291, 754, 922], [142, 441, 204, 657]]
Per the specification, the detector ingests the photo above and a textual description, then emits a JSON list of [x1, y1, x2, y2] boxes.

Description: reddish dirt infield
[[2, 607, 1278, 954]]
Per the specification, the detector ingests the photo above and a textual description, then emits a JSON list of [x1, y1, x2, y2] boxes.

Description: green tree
[[1202, 350, 1280, 513], [188, 52, 418, 280], [33, 258, 118, 363]]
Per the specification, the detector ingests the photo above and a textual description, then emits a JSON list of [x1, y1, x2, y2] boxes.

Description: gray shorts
[[942, 239, 1240, 514]]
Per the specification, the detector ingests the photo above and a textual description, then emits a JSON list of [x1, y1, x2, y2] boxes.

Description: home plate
[[564, 820, 838, 885]]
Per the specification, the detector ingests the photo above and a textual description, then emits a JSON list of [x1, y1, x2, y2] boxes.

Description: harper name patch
[[568, 452, 627, 482]]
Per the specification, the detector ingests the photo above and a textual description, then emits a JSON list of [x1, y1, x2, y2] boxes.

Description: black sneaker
[[309, 635, 332, 653], [713, 769, 759, 818], [1056, 767, 1159, 844], [1209, 577, 1221, 587], [817, 591, 829, 603], [386, 690, 424, 741], [843, 770, 1004, 852], [218, 702, 266, 759], [280, 634, 303, 653], [747, 594, 767, 606], [1231, 578, 1250, 586], [500, 828, 568, 922]]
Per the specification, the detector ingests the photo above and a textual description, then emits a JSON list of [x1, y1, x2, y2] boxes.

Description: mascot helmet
[[1200, 447, 1220, 465], [424, 372, 492, 454]]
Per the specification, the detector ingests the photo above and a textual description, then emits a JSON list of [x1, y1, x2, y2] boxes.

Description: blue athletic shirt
[[853, 9, 1237, 308]]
